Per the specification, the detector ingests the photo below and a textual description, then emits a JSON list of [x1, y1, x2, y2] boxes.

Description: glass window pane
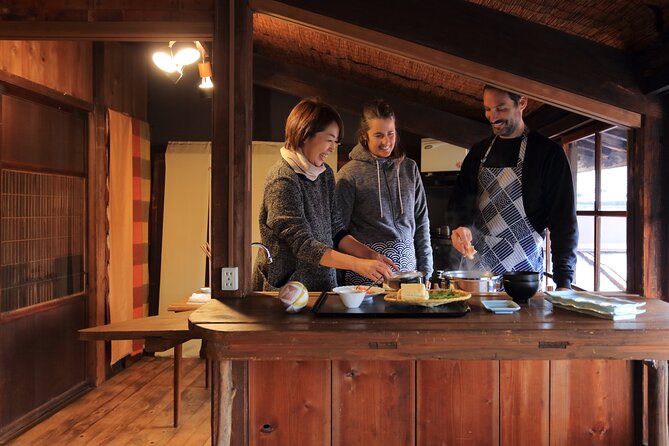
[[571, 137, 596, 211], [599, 216, 627, 292], [600, 127, 627, 211], [574, 215, 594, 290]]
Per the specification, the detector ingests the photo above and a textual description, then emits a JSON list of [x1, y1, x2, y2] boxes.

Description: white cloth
[[188, 292, 211, 304], [280, 147, 325, 181]]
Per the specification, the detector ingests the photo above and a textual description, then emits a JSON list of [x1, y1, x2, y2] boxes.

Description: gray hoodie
[[335, 144, 433, 279]]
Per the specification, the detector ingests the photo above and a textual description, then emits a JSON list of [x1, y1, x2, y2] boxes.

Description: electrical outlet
[[221, 267, 238, 291]]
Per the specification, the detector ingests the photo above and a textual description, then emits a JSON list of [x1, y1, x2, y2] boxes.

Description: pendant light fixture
[[153, 40, 213, 92]]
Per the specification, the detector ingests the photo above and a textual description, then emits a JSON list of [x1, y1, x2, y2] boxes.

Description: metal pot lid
[[440, 270, 501, 280], [390, 270, 426, 279]]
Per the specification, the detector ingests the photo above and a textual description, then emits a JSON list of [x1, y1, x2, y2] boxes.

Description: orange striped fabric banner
[[131, 118, 150, 353], [108, 109, 150, 363]]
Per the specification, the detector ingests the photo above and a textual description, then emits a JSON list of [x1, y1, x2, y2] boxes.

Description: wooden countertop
[[189, 293, 669, 361]]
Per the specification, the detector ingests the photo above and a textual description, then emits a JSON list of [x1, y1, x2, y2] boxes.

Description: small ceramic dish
[[481, 300, 521, 313]]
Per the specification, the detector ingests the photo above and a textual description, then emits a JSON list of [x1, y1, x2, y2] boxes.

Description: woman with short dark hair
[[253, 97, 396, 291]]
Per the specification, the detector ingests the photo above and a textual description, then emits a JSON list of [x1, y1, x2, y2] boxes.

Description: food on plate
[[353, 285, 385, 295], [464, 245, 478, 260], [428, 288, 471, 300], [383, 286, 471, 307], [398, 283, 429, 302]]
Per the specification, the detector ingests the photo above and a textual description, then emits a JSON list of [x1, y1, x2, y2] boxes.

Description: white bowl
[[332, 286, 366, 309]]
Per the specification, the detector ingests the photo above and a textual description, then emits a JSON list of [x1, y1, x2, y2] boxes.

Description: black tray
[[312, 292, 470, 318]]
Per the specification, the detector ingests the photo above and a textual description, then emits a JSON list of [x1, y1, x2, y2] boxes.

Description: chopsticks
[[365, 276, 384, 293], [200, 243, 212, 259]]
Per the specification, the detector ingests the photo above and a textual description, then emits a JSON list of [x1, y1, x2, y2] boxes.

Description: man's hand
[[451, 227, 474, 256]]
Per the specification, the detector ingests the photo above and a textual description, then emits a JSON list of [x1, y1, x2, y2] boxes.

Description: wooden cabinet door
[[249, 360, 331, 446], [333, 360, 415, 446], [418, 360, 499, 445]]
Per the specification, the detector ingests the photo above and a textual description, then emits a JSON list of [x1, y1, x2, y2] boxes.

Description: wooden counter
[[190, 293, 669, 445]]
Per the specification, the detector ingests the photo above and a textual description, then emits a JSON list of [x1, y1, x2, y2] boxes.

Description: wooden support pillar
[[211, 360, 234, 445], [630, 101, 666, 298], [647, 360, 669, 446], [211, 0, 254, 298]]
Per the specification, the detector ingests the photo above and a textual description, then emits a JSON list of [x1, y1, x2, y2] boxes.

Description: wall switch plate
[[221, 267, 238, 291]]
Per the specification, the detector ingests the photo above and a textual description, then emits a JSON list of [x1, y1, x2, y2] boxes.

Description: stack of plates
[[545, 290, 645, 320]]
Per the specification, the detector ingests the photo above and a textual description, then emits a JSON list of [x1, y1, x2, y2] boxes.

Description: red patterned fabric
[[131, 118, 150, 353]]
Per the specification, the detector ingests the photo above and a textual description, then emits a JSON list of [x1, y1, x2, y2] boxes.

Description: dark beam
[[251, 0, 643, 128], [0, 21, 212, 41], [633, 34, 669, 95], [253, 54, 490, 148], [526, 106, 594, 140], [211, 0, 254, 298]]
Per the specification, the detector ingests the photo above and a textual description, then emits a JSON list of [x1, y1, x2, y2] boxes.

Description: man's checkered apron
[[472, 129, 544, 276]]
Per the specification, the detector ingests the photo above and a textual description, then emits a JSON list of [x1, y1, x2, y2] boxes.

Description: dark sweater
[[447, 131, 578, 288], [253, 159, 345, 292]]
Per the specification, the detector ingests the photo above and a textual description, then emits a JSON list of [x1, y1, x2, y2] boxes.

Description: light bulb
[[173, 43, 200, 66], [152, 51, 177, 73], [199, 77, 214, 89]]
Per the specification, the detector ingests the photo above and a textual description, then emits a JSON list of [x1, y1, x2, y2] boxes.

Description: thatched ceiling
[[469, 0, 669, 51], [253, 13, 518, 125]]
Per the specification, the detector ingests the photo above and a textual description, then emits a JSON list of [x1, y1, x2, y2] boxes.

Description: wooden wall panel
[[333, 360, 414, 446], [550, 360, 634, 445], [100, 42, 148, 122], [417, 360, 499, 445], [0, 297, 87, 435], [1, 95, 86, 173], [500, 360, 550, 446], [249, 361, 330, 446], [0, 41, 92, 103]]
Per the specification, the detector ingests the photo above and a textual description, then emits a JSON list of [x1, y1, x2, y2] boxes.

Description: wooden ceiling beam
[[526, 106, 596, 140], [250, 0, 643, 128], [0, 21, 212, 41], [253, 54, 490, 148]]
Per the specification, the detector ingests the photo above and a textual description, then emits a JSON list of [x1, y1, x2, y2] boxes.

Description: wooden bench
[[79, 311, 198, 427]]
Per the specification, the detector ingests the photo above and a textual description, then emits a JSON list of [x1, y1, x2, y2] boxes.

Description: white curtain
[[159, 141, 211, 357]]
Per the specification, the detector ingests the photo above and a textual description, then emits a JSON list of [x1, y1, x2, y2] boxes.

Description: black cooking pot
[[384, 270, 426, 290]]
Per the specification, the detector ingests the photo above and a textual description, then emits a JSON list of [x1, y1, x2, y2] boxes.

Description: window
[[0, 170, 86, 312], [563, 126, 628, 291]]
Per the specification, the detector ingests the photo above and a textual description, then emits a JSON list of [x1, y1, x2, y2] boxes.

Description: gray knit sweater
[[335, 144, 433, 278], [252, 159, 345, 292]]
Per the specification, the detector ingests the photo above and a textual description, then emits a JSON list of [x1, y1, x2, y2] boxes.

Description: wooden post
[[173, 343, 182, 427], [211, 0, 253, 298], [211, 360, 237, 446], [647, 360, 669, 446]]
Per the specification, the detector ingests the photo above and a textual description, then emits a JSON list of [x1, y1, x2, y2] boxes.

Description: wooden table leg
[[647, 359, 668, 446], [174, 343, 182, 428]]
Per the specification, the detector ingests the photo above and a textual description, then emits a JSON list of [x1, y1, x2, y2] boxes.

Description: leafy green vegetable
[[429, 289, 457, 299]]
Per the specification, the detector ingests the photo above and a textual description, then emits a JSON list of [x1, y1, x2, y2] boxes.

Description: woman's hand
[[451, 226, 473, 256], [352, 258, 394, 283], [365, 249, 399, 272]]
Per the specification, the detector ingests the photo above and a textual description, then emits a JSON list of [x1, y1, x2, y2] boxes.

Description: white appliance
[[420, 138, 468, 172]]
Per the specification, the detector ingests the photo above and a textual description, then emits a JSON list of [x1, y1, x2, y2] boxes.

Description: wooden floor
[[8, 357, 211, 446]]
